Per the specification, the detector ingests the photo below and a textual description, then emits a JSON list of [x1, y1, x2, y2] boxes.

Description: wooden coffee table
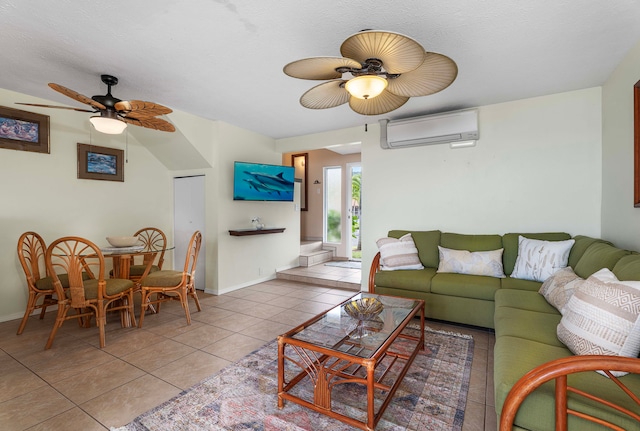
[[277, 292, 424, 431]]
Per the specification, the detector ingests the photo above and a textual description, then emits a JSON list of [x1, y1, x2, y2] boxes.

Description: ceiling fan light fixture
[[89, 112, 127, 134], [345, 75, 388, 100]]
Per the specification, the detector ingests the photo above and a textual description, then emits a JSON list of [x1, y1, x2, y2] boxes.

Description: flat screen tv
[[233, 161, 295, 202]]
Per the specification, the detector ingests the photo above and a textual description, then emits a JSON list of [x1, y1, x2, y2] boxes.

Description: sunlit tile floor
[[0, 265, 496, 430]]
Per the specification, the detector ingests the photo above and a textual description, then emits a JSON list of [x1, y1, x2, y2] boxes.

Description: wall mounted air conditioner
[[379, 109, 479, 149]]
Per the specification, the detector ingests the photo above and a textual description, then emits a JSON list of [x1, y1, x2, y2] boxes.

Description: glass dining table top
[[287, 292, 421, 359]]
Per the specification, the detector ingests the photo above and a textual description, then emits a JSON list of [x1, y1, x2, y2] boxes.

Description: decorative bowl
[[344, 297, 384, 321], [106, 236, 140, 247]]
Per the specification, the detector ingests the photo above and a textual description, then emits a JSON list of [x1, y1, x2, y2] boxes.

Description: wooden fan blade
[[115, 100, 173, 118], [387, 52, 458, 97], [284, 57, 362, 80], [15, 103, 94, 113], [48, 83, 106, 110], [121, 116, 175, 132], [340, 30, 425, 74], [300, 80, 350, 109], [349, 89, 409, 115]]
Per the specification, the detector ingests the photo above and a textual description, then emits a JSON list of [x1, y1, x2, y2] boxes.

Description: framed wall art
[[77, 143, 124, 182], [0, 106, 50, 154]]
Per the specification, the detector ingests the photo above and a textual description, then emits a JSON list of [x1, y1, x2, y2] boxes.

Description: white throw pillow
[[511, 236, 575, 282], [538, 267, 583, 314], [436, 246, 506, 278], [557, 268, 640, 376], [376, 233, 424, 271]]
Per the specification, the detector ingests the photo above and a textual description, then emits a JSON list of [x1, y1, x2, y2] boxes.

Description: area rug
[[325, 260, 362, 269], [114, 326, 473, 431]]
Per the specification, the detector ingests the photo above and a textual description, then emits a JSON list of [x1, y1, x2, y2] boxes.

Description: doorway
[[347, 163, 362, 261], [173, 175, 206, 291]]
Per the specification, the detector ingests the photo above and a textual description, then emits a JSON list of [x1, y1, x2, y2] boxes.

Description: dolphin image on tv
[[244, 170, 294, 192], [243, 178, 281, 195]]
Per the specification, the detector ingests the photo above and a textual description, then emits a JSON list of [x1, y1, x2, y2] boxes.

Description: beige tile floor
[[0, 266, 496, 431]]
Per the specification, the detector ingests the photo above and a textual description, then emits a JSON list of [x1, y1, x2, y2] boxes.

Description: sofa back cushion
[[440, 232, 502, 252], [388, 230, 441, 268], [568, 235, 613, 269], [502, 232, 571, 275], [612, 253, 640, 281], [573, 242, 630, 279]]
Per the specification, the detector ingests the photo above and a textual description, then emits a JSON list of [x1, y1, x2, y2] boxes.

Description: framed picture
[[77, 143, 124, 182], [0, 106, 50, 154]]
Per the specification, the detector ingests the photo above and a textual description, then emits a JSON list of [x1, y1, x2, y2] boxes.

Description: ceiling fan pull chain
[[125, 132, 128, 164]]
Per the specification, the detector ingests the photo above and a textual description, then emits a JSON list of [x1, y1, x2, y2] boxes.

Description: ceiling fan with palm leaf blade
[[284, 30, 458, 116], [17, 74, 175, 133]]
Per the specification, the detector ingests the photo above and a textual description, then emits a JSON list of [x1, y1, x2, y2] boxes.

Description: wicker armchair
[[138, 231, 202, 327], [500, 355, 640, 430], [16, 232, 57, 335], [45, 236, 137, 349], [128, 227, 167, 282]]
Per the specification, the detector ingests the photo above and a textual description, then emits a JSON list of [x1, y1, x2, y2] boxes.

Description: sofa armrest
[[368, 252, 381, 293], [500, 355, 640, 431]]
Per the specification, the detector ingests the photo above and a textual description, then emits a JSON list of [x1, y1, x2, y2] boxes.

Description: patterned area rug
[[325, 260, 362, 269], [114, 326, 473, 431]]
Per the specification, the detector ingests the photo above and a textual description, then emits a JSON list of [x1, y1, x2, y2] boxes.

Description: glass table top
[[289, 292, 421, 359]]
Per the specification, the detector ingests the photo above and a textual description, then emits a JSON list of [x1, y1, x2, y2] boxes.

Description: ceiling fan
[[17, 74, 175, 133], [283, 30, 458, 116]]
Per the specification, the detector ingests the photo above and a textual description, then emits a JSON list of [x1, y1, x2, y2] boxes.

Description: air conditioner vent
[[380, 109, 478, 149]]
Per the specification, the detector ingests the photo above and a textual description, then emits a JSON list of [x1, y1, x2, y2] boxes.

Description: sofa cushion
[[511, 236, 575, 282], [612, 253, 640, 281], [568, 235, 613, 269], [573, 242, 630, 279], [538, 267, 583, 313], [502, 232, 572, 275], [495, 306, 564, 347], [500, 276, 542, 292], [374, 267, 436, 293], [557, 268, 640, 374], [436, 246, 506, 278], [440, 232, 502, 252], [376, 234, 424, 271], [495, 289, 560, 315], [388, 230, 441, 268], [430, 273, 500, 301]]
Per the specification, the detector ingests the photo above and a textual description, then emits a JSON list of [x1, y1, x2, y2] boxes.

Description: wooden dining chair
[[138, 231, 202, 328], [128, 227, 167, 282], [16, 232, 58, 335], [45, 236, 137, 349]]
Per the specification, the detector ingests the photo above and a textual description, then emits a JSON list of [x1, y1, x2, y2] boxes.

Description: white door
[[174, 175, 206, 291]]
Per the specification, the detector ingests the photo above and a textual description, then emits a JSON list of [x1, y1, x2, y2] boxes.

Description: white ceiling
[[2, 1, 640, 140]]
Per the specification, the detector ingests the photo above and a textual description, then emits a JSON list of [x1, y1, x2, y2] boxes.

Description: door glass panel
[[324, 166, 342, 243]]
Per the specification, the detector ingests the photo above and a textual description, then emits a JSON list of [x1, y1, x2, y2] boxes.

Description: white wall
[[1, 88, 173, 321], [602, 38, 640, 250], [214, 122, 300, 294], [279, 88, 603, 290]]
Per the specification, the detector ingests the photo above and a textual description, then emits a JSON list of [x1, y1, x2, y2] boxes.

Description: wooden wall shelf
[[229, 228, 286, 236]]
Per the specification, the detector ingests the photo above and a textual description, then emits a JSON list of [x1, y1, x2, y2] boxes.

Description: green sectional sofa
[[368, 230, 640, 430]]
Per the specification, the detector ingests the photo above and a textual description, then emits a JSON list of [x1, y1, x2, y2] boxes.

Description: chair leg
[[17, 292, 38, 335], [96, 300, 106, 348], [39, 294, 53, 319], [127, 291, 137, 327], [189, 288, 202, 313], [45, 303, 68, 350], [181, 292, 191, 325], [138, 290, 149, 328]]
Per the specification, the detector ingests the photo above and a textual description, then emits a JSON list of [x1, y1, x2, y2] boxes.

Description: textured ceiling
[[1, 1, 640, 139]]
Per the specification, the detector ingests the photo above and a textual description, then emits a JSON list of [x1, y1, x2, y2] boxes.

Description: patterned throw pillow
[[538, 267, 583, 313], [376, 233, 424, 271], [436, 246, 506, 278], [557, 268, 640, 376], [512, 236, 575, 282]]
